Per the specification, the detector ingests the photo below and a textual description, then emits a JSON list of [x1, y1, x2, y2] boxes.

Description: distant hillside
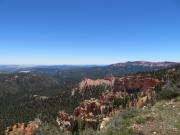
[[0, 73, 62, 97], [111, 61, 177, 67], [0, 61, 179, 97], [0, 61, 178, 76], [0, 61, 178, 98]]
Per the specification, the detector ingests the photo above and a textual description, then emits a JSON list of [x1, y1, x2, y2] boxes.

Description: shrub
[[135, 116, 145, 124], [122, 108, 138, 120], [157, 83, 180, 100], [38, 123, 69, 135], [158, 88, 180, 100]]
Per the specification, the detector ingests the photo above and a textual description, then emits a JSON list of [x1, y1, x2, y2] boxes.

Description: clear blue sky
[[0, 0, 180, 65]]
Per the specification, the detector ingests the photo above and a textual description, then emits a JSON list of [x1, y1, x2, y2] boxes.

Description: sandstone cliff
[[72, 77, 115, 95]]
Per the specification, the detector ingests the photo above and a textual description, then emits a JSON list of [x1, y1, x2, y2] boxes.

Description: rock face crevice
[[57, 76, 160, 132]]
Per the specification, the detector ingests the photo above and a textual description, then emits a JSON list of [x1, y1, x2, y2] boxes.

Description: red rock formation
[[74, 98, 101, 119], [78, 78, 114, 92], [58, 76, 160, 131], [5, 118, 41, 135], [56, 111, 75, 131], [114, 76, 160, 94], [71, 77, 115, 96]]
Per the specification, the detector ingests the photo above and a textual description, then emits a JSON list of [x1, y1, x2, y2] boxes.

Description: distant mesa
[[111, 61, 178, 67]]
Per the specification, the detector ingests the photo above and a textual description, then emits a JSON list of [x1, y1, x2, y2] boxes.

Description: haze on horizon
[[0, 0, 180, 65]]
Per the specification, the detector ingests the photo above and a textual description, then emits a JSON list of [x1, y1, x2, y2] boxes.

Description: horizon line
[[0, 61, 179, 66]]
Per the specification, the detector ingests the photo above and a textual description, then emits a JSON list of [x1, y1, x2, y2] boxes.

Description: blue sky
[[0, 0, 180, 65]]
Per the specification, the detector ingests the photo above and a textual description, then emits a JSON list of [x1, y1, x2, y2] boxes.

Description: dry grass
[[131, 98, 180, 135], [38, 97, 180, 135]]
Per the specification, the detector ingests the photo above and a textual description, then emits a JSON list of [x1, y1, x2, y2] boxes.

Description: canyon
[[57, 76, 160, 133]]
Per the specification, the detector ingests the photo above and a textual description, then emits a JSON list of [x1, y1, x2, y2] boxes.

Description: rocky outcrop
[[79, 78, 112, 89], [113, 76, 160, 93], [56, 112, 74, 131], [72, 77, 115, 95], [74, 98, 102, 118], [5, 118, 41, 135], [72, 76, 159, 96], [118, 75, 157, 98], [58, 76, 160, 132], [100, 117, 110, 130]]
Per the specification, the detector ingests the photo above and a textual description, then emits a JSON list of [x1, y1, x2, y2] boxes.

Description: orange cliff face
[[113, 76, 160, 94], [5, 119, 41, 135], [72, 76, 159, 96], [71, 77, 115, 95], [113, 76, 160, 108], [79, 78, 114, 90]]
